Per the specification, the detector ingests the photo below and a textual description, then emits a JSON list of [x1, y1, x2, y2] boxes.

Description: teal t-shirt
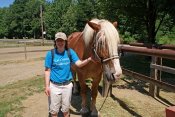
[[45, 48, 79, 83]]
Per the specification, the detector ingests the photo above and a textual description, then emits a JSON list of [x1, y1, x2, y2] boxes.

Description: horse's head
[[85, 19, 122, 82]]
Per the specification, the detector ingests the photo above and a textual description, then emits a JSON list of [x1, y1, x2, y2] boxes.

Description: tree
[[25, 0, 44, 39], [0, 8, 8, 38], [0, 0, 174, 42], [2, 0, 45, 39], [74, 0, 97, 31], [44, 0, 72, 39], [99, 0, 175, 44], [6, 0, 29, 38]]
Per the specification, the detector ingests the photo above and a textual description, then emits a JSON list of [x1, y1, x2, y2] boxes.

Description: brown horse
[[68, 19, 122, 116]]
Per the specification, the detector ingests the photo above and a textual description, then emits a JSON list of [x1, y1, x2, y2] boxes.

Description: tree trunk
[[147, 0, 157, 44]]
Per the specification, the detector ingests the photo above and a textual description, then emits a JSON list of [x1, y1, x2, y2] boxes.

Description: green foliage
[[0, 8, 8, 38], [156, 14, 175, 44], [0, 0, 174, 44], [44, 0, 98, 39], [0, 0, 44, 39], [121, 32, 136, 44], [157, 31, 175, 44], [44, 0, 72, 39], [99, 0, 175, 44], [25, 0, 43, 38], [60, 4, 79, 34], [73, 0, 97, 31]]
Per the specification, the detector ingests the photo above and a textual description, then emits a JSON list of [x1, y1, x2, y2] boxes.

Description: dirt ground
[[0, 60, 44, 86], [18, 87, 170, 117], [0, 46, 52, 86], [18, 82, 175, 117], [1, 46, 175, 117]]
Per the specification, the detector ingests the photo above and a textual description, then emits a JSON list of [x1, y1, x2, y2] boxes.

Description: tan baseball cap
[[55, 32, 67, 41]]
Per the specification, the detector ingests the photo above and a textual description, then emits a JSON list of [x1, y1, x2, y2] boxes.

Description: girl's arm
[[75, 57, 92, 68], [44, 68, 51, 96]]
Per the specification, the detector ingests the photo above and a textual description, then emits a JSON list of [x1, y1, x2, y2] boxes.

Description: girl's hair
[[54, 40, 68, 50]]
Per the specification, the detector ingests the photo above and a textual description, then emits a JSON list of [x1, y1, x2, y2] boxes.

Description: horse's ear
[[87, 21, 101, 31], [113, 21, 118, 28]]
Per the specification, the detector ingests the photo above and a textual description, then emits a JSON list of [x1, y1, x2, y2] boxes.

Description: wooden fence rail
[[122, 68, 175, 93], [103, 43, 175, 99], [118, 44, 175, 60], [129, 42, 175, 50], [150, 64, 175, 75]]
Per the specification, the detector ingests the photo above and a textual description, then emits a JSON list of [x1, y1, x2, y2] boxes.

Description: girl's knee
[[51, 113, 57, 117], [63, 111, 70, 117]]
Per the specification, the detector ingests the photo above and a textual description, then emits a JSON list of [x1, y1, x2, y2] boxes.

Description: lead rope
[[98, 84, 111, 112], [98, 64, 111, 112]]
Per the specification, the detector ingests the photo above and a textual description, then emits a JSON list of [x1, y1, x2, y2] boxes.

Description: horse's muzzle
[[105, 72, 120, 82]]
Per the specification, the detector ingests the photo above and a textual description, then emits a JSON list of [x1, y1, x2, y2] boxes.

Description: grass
[[0, 76, 44, 117]]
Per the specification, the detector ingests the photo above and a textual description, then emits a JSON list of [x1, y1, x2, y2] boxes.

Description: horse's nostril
[[116, 74, 121, 77], [112, 73, 115, 80], [113, 72, 121, 81]]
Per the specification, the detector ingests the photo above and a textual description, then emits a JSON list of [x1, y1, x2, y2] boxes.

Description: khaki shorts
[[49, 82, 73, 114]]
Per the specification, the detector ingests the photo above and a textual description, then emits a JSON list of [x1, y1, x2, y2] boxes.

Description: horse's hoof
[[91, 111, 100, 117], [80, 107, 89, 114]]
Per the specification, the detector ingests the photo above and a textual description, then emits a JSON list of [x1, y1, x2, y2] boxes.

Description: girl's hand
[[90, 55, 100, 63], [45, 86, 50, 96]]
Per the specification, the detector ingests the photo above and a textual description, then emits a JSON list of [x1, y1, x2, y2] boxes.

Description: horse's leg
[[90, 76, 102, 117], [72, 70, 79, 95], [78, 74, 89, 114]]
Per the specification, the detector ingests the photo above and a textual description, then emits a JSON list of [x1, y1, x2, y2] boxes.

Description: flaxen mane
[[83, 19, 120, 57]]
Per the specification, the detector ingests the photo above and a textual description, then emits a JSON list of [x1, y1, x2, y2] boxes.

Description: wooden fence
[[0, 39, 53, 48], [102, 43, 175, 99]]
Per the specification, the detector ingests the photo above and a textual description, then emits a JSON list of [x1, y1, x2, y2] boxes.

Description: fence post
[[149, 56, 157, 97], [24, 41, 27, 60], [2, 40, 4, 48], [149, 56, 162, 97], [156, 57, 162, 97]]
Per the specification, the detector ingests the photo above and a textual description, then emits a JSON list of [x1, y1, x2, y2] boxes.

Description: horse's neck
[[68, 32, 82, 48], [68, 32, 93, 59], [83, 34, 95, 59], [68, 32, 87, 59]]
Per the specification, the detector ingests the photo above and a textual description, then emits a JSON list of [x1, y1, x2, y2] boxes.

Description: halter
[[92, 30, 119, 63], [93, 48, 119, 63]]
